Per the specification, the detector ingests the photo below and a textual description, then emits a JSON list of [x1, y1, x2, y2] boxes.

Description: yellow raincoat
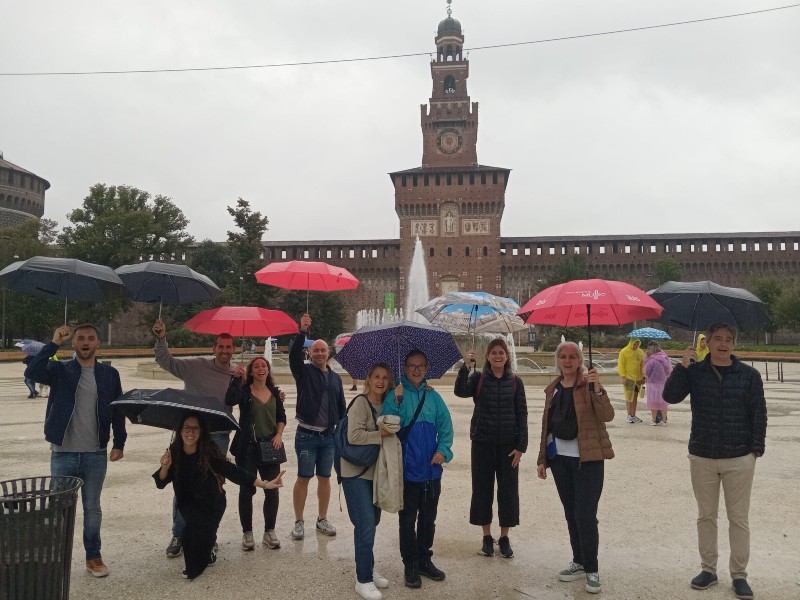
[[618, 338, 645, 401], [695, 334, 709, 361]]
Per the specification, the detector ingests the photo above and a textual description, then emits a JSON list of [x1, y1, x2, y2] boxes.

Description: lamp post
[[230, 269, 252, 304], [0, 241, 16, 349]]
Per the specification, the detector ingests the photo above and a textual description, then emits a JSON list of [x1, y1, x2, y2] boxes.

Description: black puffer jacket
[[454, 364, 528, 452], [663, 355, 766, 459]]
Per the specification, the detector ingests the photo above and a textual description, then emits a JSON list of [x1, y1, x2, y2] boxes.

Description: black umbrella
[[648, 280, 770, 334], [111, 388, 239, 432], [115, 262, 221, 318], [0, 256, 128, 323]]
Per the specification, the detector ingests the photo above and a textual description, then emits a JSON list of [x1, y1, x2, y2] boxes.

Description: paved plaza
[[1, 356, 798, 599]]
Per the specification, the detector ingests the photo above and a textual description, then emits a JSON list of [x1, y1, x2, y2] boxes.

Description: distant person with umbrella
[[617, 338, 645, 423], [289, 313, 346, 541], [643, 341, 672, 426], [454, 339, 527, 560], [152, 318, 237, 559], [154, 412, 285, 580], [226, 357, 287, 552], [24, 324, 127, 578], [663, 324, 766, 600], [383, 350, 454, 589], [536, 341, 614, 595], [21, 355, 39, 398]]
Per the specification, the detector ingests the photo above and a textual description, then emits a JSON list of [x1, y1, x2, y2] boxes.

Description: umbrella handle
[[586, 303, 595, 393]]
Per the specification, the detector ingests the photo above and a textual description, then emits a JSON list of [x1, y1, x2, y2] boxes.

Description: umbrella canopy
[[334, 320, 462, 382], [0, 256, 128, 323], [416, 291, 527, 335], [115, 262, 220, 316], [16, 340, 46, 356], [255, 260, 359, 292], [334, 336, 351, 346], [519, 279, 663, 368], [183, 306, 299, 338], [628, 327, 671, 340], [648, 280, 770, 333], [112, 388, 239, 432]]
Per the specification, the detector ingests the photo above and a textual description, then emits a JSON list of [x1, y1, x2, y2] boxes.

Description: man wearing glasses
[[383, 350, 454, 590]]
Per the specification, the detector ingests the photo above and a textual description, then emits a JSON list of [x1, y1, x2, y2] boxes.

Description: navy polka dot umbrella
[[334, 320, 462, 382]]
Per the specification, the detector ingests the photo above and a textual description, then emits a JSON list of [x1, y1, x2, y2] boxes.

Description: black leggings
[[235, 444, 281, 532], [470, 441, 520, 527]]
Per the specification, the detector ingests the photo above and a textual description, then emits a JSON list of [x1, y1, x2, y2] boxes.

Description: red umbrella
[[518, 279, 663, 376], [255, 260, 359, 312], [334, 336, 351, 346], [184, 306, 299, 338]]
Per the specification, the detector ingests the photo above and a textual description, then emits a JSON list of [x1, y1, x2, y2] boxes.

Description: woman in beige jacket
[[536, 341, 614, 595], [342, 363, 396, 600]]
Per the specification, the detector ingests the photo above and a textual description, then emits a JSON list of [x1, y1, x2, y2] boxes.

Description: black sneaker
[[404, 564, 421, 588], [690, 571, 718, 590], [732, 578, 753, 600], [207, 551, 217, 567], [419, 561, 445, 581], [498, 536, 513, 559], [166, 536, 183, 558], [480, 535, 495, 557]]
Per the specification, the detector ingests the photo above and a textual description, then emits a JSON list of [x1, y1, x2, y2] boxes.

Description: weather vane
[[446, 0, 452, 18]]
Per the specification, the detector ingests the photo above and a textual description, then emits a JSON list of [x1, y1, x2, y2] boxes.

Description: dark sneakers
[[498, 536, 513, 559], [480, 535, 495, 557], [690, 571, 718, 590], [732, 579, 754, 600], [419, 561, 446, 581], [404, 564, 421, 589]]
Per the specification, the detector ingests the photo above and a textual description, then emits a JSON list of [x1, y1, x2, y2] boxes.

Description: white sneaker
[[373, 572, 389, 589], [291, 520, 304, 540], [242, 531, 255, 551], [632, 416, 642, 423], [316, 517, 337, 536], [355, 581, 383, 600], [263, 529, 281, 549], [626, 415, 635, 424]]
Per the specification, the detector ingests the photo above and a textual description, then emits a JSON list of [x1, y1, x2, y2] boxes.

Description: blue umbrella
[[416, 291, 527, 335], [334, 320, 461, 381], [15, 340, 46, 356], [628, 327, 671, 340]]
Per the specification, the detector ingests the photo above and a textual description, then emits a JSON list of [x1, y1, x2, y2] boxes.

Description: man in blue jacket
[[25, 324, 126, 579], [289, 313, 346, 541], [663, 323, 766, 600], [383, 350, 454, 589]]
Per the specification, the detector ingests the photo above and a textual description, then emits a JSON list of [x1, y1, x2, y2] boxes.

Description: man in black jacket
[[663, 323, 766, 600]]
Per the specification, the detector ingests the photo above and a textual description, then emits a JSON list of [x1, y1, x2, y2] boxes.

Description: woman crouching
[[536, 341, 614, 594], [154, 412, 284, 579]]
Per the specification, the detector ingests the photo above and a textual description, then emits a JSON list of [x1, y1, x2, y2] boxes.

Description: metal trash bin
[[0, 476, 83, 600]]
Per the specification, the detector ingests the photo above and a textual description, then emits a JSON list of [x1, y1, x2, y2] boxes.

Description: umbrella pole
[[63, 293, 68, 325], [587, 303, 595, 393], [306, 289, 310, 314], [158, 297, 163, 320]]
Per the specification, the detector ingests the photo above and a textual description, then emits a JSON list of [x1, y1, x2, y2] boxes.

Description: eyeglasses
[[182, 425, 201, 433], [405, 363, 427, 371]]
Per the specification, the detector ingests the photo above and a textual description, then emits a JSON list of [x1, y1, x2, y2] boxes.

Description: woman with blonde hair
[[536, 341, 614, 594]]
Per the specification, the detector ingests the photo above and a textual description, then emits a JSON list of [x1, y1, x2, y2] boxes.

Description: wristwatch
[[593, 387, 606, 396]]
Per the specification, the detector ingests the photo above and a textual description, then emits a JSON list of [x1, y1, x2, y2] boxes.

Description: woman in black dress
[[154, 412, 284, 579]]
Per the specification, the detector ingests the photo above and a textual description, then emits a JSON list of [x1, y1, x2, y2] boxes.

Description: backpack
[[548, 385, 578, 440], [333, 395, 380, 483]]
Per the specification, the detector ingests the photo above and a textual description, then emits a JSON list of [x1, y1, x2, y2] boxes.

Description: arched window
[[447, 247, 453, 257], [429, 247, 435, 257], [465, 247, 470, 257], [443, 75, 456, 94], [483, 246, 488, 257]]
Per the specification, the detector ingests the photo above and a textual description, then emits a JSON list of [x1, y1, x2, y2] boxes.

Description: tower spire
[[446, 0, 452, 18]]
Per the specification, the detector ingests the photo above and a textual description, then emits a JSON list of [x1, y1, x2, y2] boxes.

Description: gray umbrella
[[115, 261, 221, 318], [648, 280, 770, 334], [112, 388, 239, 432], [0, 256, 128, 323]]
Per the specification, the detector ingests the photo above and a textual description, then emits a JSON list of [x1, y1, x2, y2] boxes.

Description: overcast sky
[[2, 1, 798, 244]]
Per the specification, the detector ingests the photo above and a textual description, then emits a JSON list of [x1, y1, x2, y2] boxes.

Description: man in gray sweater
[[152, 318, 238, 559]]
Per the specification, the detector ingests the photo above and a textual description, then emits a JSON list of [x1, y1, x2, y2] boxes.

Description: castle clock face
[[436, 128, 463, 154]]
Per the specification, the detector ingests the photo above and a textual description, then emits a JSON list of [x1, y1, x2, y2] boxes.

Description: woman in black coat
[[454, 338, 527, 559], [225, 357, 287, 551], [154, 412, 283, 579]]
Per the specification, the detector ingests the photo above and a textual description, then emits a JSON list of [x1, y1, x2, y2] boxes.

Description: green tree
[[774, 280, 800, 331], [749, 276, 783, 333], [224, 198, 276, 306], [278, 291, 346, 343], [550, 254, 587, 285], [189, 239, 232, 290], [653, 257, 683, 285], [0, 219, 63, 344], [59, 184, 194, 269]]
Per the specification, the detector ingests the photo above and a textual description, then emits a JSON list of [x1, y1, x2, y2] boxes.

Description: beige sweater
[[340, 395, 382, 480]]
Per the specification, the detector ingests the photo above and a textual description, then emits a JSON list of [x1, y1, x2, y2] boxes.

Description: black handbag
[[253, 424, 287, 464]]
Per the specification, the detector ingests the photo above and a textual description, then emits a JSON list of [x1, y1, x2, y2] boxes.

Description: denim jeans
[[343, 477, 382, 583], [549, 456, 604, 573], [51, 450, 108, 560], [399, 479, 441, 566], [173, 432, 230, 537], [294, 429, 335, 478]]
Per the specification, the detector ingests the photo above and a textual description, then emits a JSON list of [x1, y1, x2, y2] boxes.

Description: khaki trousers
[[688, 453, 756, 579]]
